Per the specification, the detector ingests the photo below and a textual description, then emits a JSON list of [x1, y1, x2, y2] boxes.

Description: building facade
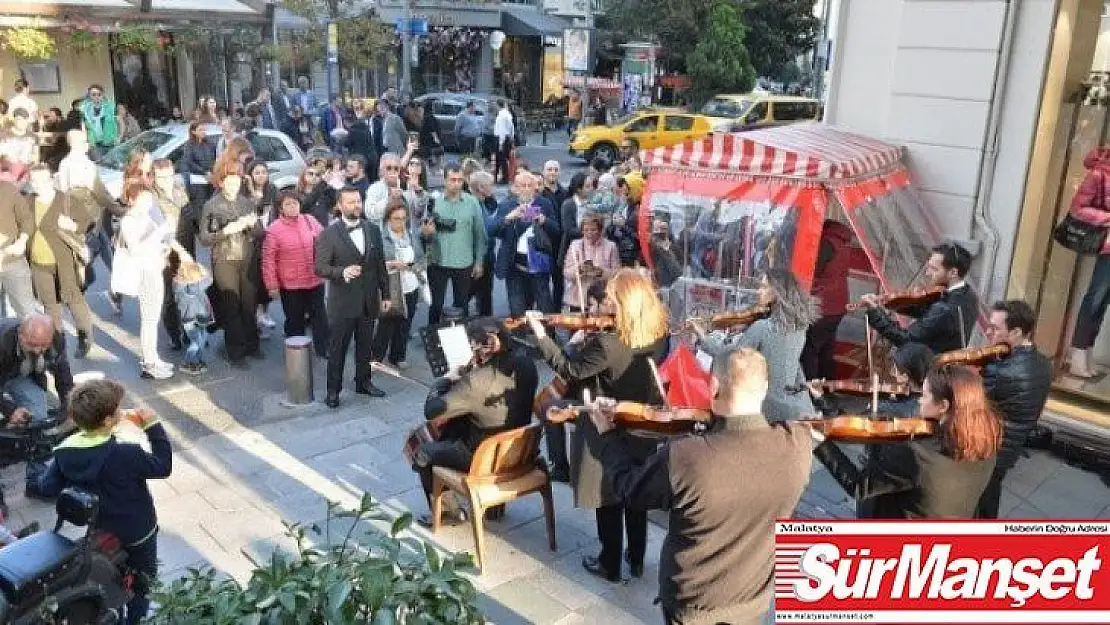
[[826, 0, 1110, 430]]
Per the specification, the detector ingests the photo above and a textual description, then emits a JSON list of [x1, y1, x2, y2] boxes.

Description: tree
[[686, 1, 756, 105], [279, 0, 392, 73], [741, 0, 820, 79]]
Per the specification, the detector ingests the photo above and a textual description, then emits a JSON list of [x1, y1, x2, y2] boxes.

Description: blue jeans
[[125, 529, 158, 625], [1074, 255, 1110, 349], [4, 375, 49, 486], [506, 271, 555, 317], [85, 227, 115, 291], [182, 321, 207, 365]]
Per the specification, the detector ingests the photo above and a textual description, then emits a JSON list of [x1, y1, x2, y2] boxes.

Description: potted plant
[[149, 493, 486, 624], [111, 25, 159, 54], [68, 30, 103, 56], [0, 27, 55, 60]]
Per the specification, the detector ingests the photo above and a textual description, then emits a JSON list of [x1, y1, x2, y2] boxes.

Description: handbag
[[110, 243, 141, 297], [1054, 171, 1108, 255], [381, 271, 406, 318]]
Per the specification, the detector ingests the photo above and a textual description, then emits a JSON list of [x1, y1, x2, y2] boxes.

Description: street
[[2, 132, 1110, 624]]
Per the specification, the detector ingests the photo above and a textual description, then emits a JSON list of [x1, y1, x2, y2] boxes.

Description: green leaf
[[327, 580, 353, 612], [371, 606, 398, 625], [423, 542, 441, 572], [390, 513, 413, 537]]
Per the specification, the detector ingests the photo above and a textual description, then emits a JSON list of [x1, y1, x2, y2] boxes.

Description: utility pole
[[401, 0, 412, 94], [814, 0, 832, 100]]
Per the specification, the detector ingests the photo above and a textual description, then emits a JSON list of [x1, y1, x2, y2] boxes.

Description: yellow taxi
[[699, 93, 822, 132], [569, 111, 713, 163]]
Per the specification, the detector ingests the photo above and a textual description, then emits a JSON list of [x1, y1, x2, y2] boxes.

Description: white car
[[97, 123, 306, 199]]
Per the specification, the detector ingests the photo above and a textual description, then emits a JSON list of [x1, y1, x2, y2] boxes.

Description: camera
[[422, 197, 457, 232]]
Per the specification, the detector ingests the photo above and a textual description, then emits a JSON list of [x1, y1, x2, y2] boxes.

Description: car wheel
[[590, 143, 618, 166]]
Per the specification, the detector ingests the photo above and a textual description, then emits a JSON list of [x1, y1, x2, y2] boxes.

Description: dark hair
[[337, 185, 362, 202], [444, 163, 463, 177], [931, 243, 972, 278], [13, 79, 27, 92], [764, 268, 819, 332], [590, 156, 610, 172], [892, 343, 935, 386], [347, 154, 366, 169], [926, 365, 1001, 462], [465, 317, 510, 356], [49, 107, 62, 118], [991, 299, 1036, 336], [88, 83, 104, 93], [567, 171, 591, 197], [276, 190, 301, 212], [68, 379, 126, 431], [71, 99, 82, 109]]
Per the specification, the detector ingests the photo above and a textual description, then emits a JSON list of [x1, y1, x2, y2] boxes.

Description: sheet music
[[437, 325, 473, 372]]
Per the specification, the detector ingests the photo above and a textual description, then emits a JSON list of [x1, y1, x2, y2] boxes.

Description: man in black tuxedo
[[314, 186, 392, 408]]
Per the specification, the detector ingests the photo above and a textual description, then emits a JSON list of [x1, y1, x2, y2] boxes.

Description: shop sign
[[544, 35, 562, 47]]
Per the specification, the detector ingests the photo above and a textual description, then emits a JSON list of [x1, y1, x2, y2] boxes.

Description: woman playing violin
[[810, 364, 1002, 519], [525, 268, 669, 582], [693, 269, 817, 423]]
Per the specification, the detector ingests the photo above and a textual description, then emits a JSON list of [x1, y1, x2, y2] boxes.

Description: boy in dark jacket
[[38, 378, 172, 625]]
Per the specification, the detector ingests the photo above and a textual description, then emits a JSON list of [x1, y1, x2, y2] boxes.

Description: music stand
[[420, 310, 473, 378]]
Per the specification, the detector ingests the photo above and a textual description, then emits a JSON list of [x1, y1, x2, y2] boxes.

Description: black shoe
[[354, 382, 386, 397], [625, 550, 644, 578], [582, 556, 621, 583], [325, 394, 340, 409], [75, 332, 91, 359], [228, 358, 250, 370], [24, 484, 54, 503]]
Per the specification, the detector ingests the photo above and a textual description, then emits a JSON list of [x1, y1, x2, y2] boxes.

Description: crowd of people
[[0, 75, 1063, 625]]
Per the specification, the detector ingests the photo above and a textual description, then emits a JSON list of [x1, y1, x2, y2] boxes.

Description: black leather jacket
[[983, 345, 1053, 473], [867, 284, 978, 354]]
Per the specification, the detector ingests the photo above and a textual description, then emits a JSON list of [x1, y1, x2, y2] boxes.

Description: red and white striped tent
[[643, 125, 904, 180], [639, 123, 937, 292]]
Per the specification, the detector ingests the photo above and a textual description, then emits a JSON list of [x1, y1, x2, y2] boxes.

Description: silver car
[[413, 93, 527, 152], [97, 123, 306, 199]]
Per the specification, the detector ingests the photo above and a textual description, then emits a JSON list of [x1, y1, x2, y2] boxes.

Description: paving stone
[[483, 577, 575, 624]]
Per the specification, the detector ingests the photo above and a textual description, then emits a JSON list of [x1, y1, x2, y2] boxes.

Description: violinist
[[811, 364, 1002, 519], [411, 317, 538, 528], [579, 348, 811, 624], [975, 300, 1052, 519], [859, 243, 978, 354], [525, 268, 668, 583], [693, 269, 818, 422]]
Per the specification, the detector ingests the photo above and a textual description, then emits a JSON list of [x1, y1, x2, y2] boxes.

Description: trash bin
[[284, 336, 314, 405]]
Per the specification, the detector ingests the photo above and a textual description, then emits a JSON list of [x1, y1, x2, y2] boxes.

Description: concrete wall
[[0, 36, 114, 111], [826, 0, 1056, 301]]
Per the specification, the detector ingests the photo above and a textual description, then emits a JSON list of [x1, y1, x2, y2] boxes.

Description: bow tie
[[345, 222, 362, 233]]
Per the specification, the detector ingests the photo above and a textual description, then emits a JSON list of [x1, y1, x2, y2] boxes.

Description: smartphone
[[523, 203, 540, 221]]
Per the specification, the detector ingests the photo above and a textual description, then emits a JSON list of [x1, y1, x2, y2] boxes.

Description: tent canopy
[[644, 124, 904, 180]]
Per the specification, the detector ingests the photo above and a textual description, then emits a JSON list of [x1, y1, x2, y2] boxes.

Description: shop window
[[665, 115, 695, 131]]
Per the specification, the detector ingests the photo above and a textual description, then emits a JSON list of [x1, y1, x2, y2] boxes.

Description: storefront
[[826, 0, 1110, 433]]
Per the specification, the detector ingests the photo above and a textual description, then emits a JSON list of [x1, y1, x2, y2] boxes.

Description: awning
[[644, 124, 904, 180], [501, 5, 569, 37]]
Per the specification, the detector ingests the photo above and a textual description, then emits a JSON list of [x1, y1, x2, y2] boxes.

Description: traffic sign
[[394, 17, 429, 35]]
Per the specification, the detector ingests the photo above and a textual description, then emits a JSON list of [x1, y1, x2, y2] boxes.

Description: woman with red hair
[[811, 364, 1002, 519], [199, 160, 264, 368]]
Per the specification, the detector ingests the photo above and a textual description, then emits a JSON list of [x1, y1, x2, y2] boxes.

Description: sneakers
[[179, 362, 208, 375], [141, 362, 174, 380], [257, 312, 277, 329]]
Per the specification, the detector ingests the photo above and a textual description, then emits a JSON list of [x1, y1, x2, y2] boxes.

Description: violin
[[787, 378, 919, 398], [533, 375, 569, 420], [934, 344, 1010, 368], [846, 285, 946, 313], [685, 303, 773, 331], [503, 314, 616, 332], [799, 414, 939, 444], [547, 401, 713, 435]]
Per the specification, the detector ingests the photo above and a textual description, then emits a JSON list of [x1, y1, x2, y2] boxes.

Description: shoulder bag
[[1054, 171, 1108, 255]]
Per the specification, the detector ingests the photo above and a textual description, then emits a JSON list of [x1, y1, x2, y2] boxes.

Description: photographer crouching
[[420, 164, 488, 324]]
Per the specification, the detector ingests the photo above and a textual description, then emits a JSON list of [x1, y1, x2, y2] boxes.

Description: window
[[248, 134, 292, 163], [97, 130, 175, 170], [625, 115, 659, 133], [700, 97, 751, 118], [745, 102, 769, 123], [773, 101, 819, 122], [434, 99, 465, 116], [664, 115, 695, 131]]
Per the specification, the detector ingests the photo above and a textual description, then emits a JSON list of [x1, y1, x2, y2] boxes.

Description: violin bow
[[369, 361, 432, 391], [575, 247, 586, 314]]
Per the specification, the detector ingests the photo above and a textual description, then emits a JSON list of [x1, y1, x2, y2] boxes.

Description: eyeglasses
[[305, 171, 319, 177], [384, 165, 401, 171]]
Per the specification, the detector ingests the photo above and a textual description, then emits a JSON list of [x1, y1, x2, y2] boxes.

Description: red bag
[[658, 343, 713, 410]]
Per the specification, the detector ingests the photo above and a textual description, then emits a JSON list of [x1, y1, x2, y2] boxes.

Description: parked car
[[569, 111, 713, 164], [413, 93, 527, 152], [699, 94, 822, 133], [97, 123, 306, 199]]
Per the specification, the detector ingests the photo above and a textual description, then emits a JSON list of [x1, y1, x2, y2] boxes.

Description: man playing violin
[[975, 300, 1052, 519], [580, 348, 812, 624], [411, 317, 538, 527], [860, 243, 978, 355]]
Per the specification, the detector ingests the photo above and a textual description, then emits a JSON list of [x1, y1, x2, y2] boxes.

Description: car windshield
[[609, 112, 639, 127], [98, 130, 176, 170], [700, 98, 752, 119]]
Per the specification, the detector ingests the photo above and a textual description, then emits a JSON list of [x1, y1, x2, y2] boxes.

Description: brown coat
[[28, 191, 94, 298], [0, 181, 32, 244]]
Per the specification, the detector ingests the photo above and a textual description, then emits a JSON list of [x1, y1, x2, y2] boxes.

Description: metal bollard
[[284, 336, 314, 405]]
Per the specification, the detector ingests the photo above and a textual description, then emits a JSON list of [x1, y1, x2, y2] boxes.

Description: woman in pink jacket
[[262, 191, 328, 358], [1068, 147, 1110, 378]]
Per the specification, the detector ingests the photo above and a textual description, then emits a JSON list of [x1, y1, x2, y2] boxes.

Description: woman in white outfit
[[119, 182, 191, 379]]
